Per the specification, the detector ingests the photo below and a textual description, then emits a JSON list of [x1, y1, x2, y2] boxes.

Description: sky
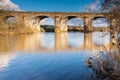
[[11, 0, 96, 12]]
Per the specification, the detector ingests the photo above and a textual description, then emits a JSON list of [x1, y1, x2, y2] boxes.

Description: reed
[[86, 51, 120, 80]]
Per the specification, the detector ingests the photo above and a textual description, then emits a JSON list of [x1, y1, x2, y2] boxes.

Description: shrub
[[86, 51, 120, 80]]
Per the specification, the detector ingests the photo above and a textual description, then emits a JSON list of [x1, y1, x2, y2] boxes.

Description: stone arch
[[91, 16, 110, 28], [30, 16, 55, 32], [67, 16, 84, 31], [2, 16, 17, 30], [40, 17, 55, 32], [3, 15, 17, 24]]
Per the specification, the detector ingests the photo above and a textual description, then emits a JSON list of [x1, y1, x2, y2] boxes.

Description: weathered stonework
[[0, 10, 115, 33]]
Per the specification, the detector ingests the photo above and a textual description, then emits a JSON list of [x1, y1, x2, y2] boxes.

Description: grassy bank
[[86, 51, 120, 80]]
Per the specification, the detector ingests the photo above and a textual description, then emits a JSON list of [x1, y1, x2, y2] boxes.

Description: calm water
[[0, 32, 116, 80]]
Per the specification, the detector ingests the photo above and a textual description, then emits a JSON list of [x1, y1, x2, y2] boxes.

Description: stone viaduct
[[0, 10, 115, 32]]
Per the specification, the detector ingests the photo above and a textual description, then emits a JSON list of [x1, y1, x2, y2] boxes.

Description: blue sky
[[12, 0, 95, 12], [9, 0, 108, 26]]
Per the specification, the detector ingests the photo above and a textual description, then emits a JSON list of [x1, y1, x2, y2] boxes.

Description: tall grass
[[86, 51, 120, 80]]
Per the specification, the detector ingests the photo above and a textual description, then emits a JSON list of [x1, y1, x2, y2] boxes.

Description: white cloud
[[81, 0, 101, 12], [0, 0, 20, 11]]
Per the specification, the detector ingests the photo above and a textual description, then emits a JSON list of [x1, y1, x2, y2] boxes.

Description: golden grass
[[86, 51, 120, 80]]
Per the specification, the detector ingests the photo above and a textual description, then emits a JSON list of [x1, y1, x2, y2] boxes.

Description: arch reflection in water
[[0, 32, 116, 52]]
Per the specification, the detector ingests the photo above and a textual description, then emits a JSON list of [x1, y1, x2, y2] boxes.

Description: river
[[0, 32, 117, 80]]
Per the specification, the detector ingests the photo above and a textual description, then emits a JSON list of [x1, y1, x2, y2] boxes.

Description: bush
[[86, 51, 120, 80]]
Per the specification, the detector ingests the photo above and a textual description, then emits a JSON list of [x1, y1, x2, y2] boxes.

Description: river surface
[[0, 32, 116, 80]]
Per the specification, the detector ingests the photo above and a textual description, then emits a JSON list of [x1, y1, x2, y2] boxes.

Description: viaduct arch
[[0, 10, 115, 32]]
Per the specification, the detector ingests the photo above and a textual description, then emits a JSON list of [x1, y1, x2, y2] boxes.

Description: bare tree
[[102, 0, 120, 27], [101, 0, 120, 49]]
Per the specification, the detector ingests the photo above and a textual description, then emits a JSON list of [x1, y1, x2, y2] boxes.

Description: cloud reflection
[[0, 53, 15, 72]]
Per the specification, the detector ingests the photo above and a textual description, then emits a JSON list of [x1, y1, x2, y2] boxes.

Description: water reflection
[[55, 32, 68, 50], [0, 32, 118, 80], [92, 32, 110, 45], [68, 32, 84, 48], [41, 33, 55, 48], [0, 32, 117, 53], [0, 53, 15, 72]]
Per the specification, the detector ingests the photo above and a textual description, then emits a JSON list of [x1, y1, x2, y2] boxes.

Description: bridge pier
[[55, 17, 68, 32], [15, 15, 31, 33], [16, 15, 25, 27], [110, 19, 117, 31], [110, 32, 117, 50], [60, 17, 68, 32], [24, 17, 41, 33], [0, 16, 5, 28], [84, 17, 93, 32], [24, 17, 31, 28], [34, 17, 41, 32]]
